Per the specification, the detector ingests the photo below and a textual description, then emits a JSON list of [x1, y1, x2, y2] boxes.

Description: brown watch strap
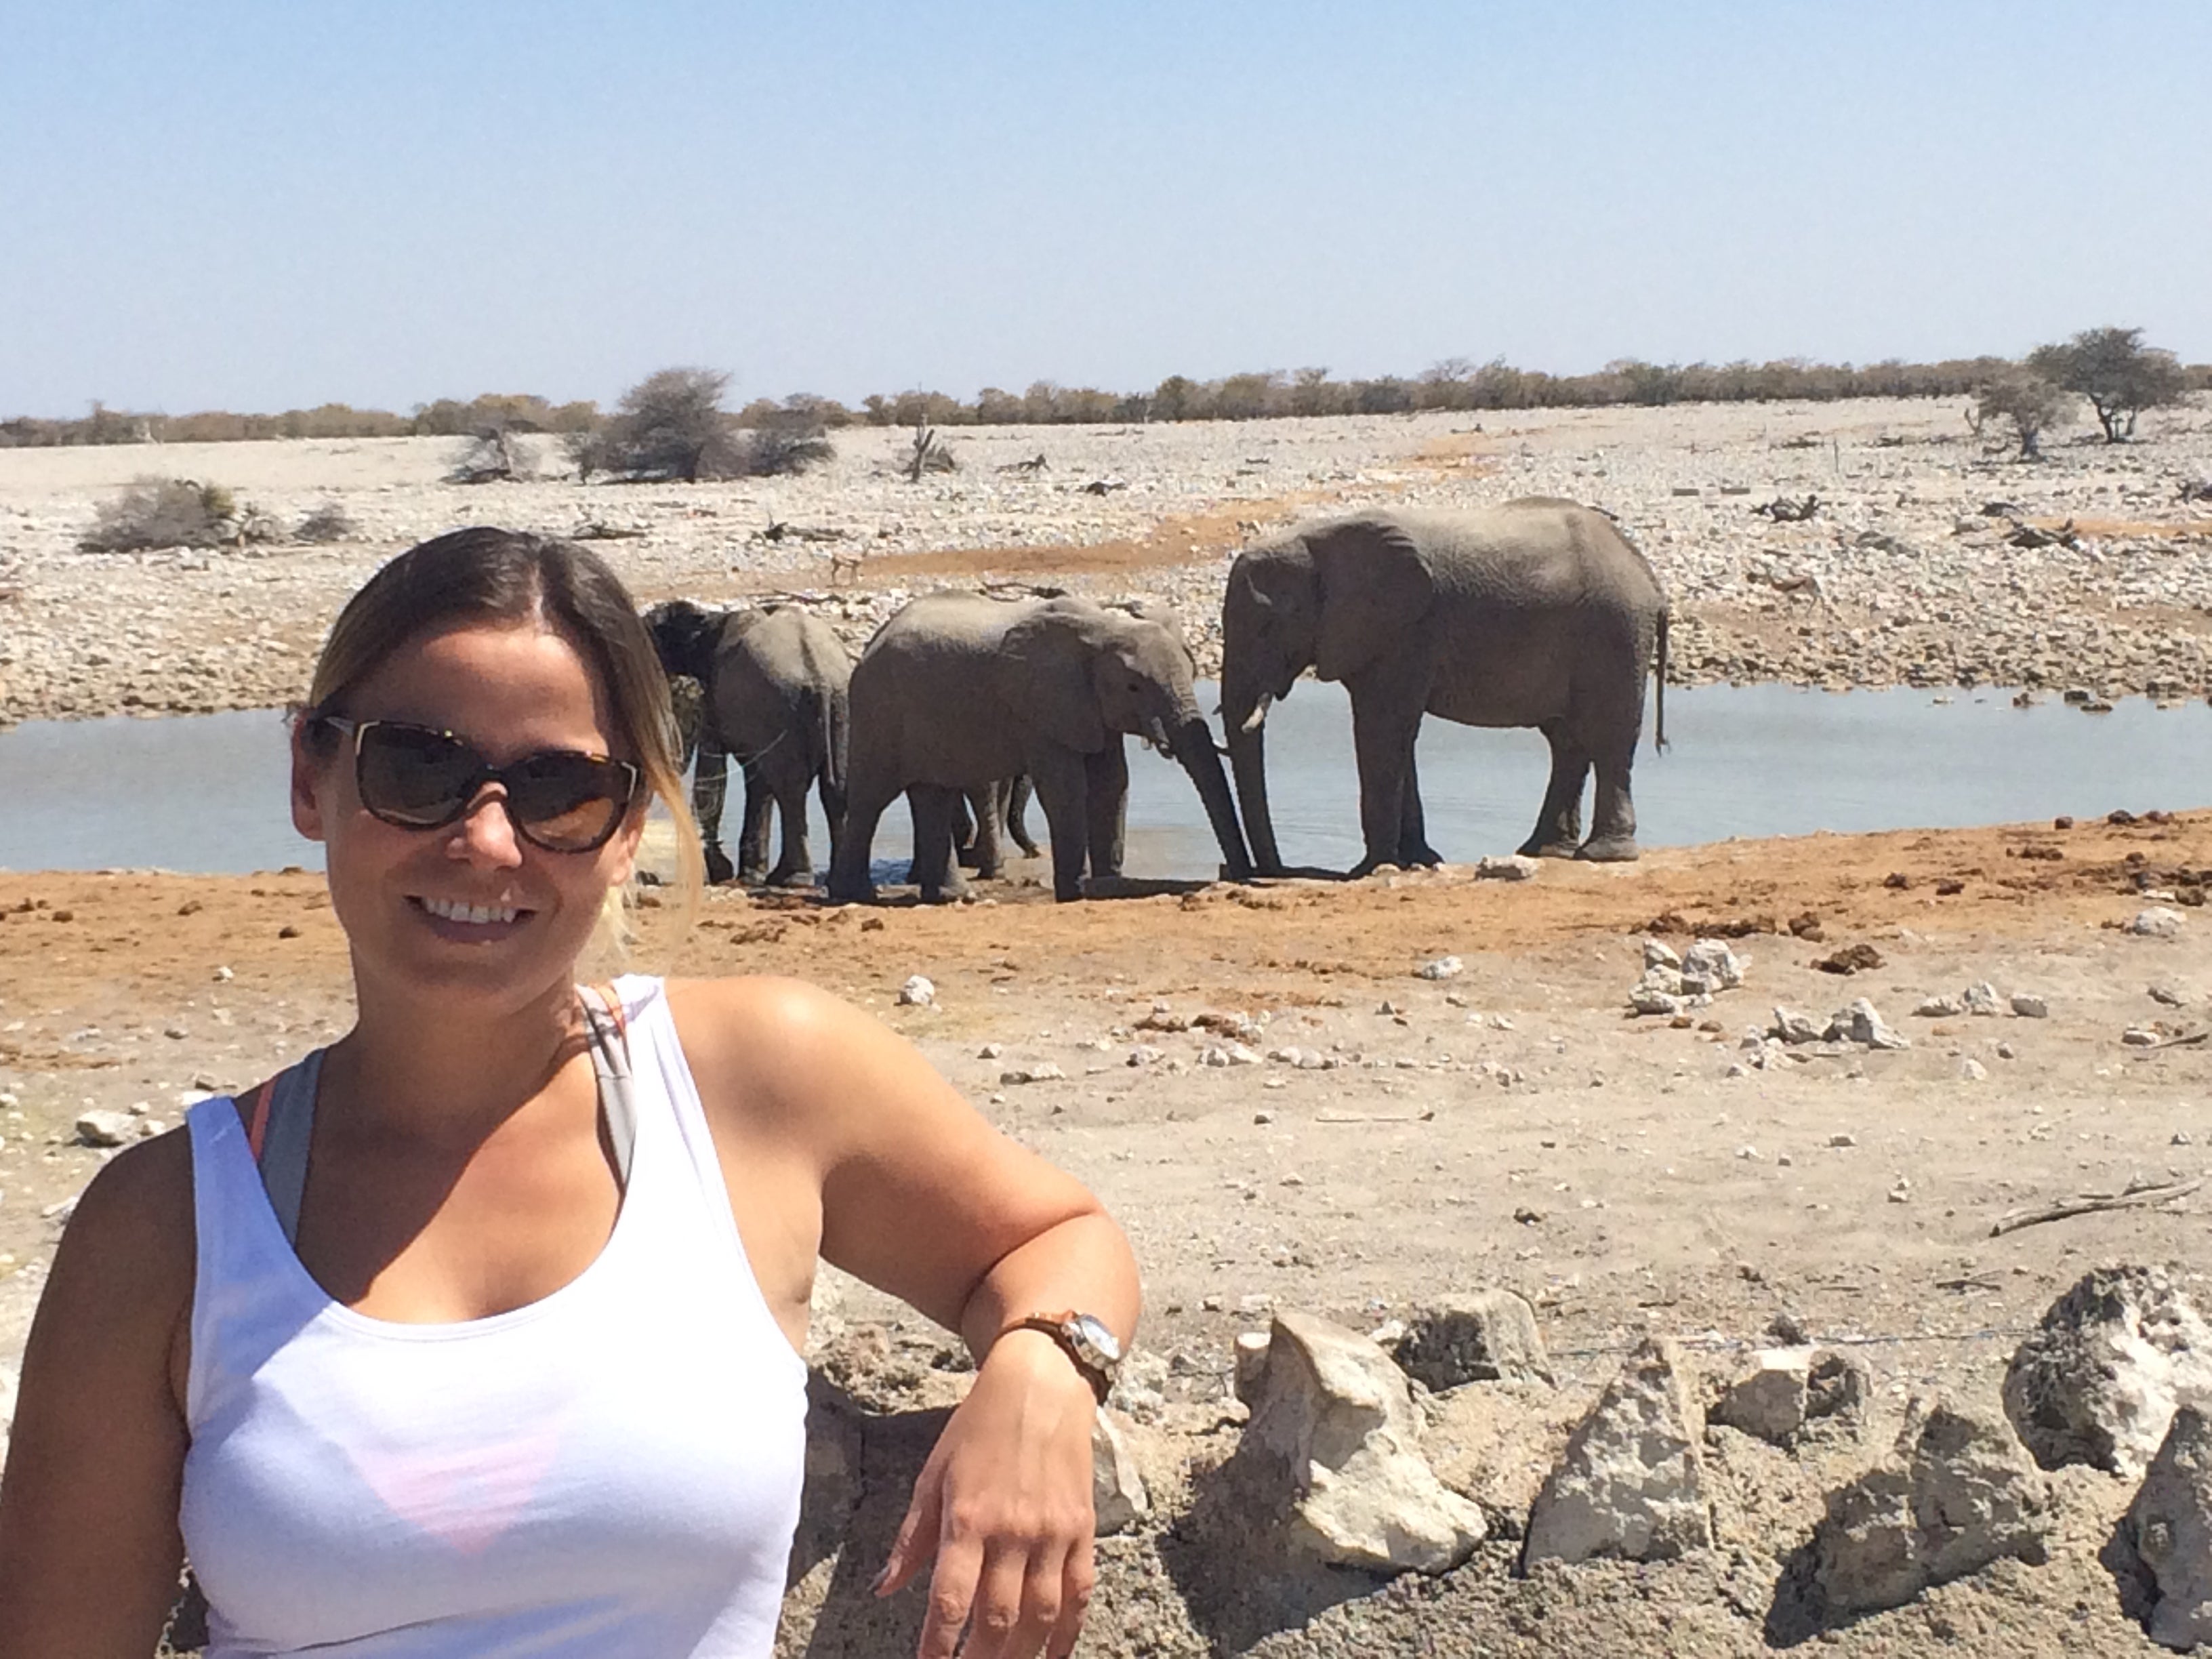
[[1001, 1313, 1111, 1405]]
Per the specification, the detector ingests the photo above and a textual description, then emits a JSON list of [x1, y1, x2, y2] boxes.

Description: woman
[[0, 528, 1137, 1659]]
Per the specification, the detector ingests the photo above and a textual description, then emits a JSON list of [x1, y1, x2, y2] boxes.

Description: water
[[1, 684, 2207, 878]]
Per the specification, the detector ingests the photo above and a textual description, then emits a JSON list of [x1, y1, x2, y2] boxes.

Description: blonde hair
[[300, 527, 702, 961]]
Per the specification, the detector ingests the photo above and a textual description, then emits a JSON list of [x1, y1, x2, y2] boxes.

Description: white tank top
[[180, 976, 808, 1658]]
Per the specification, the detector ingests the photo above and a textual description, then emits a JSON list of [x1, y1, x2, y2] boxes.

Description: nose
[[445, 785, 526, 866]]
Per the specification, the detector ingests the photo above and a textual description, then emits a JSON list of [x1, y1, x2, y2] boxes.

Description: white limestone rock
[[1812, 1397, 2052, 1615], [1474, 854, 1539, 881], [1229, 1309, 1486, 1574], [1683, 938, 1746, 991], [1828, 998, 1910, 1050], [1523, 1337, 1711, 1567], [2131, 907, 2186, 939], [73, 1109, 138, 1147], [1389, 1289, 1554, 1390], [2003, 1265, 2212, 1479], [896, 975, 936, 1006], [2124, 1404, 2212, 1651], [1092, 1410, 1151, 1536]]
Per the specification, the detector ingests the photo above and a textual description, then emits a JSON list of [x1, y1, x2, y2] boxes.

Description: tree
[[1975, 369, 2072, 459], [598, 367, 741, 480], [1151, 375, 1199, 421], [2026, 327, 2186, 442]]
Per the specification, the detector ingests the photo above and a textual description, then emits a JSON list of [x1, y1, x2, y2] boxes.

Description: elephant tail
[[818, 685, 848, 798], [1653, 610, 1671, 754]]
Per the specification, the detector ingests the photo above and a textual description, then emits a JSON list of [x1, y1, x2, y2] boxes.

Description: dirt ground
[[4, 813, 2210, 1651]]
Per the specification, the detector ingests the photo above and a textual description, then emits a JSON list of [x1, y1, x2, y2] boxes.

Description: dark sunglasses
[[306, 715, 642, 853]]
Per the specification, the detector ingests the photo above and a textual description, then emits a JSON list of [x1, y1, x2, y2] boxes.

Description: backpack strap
[[240, 1049, 325, 1248], [576, 983, 638, 1191]]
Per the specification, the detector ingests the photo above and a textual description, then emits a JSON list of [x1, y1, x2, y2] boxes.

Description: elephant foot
[[737, 866, 772, 888], [1346, 856, 1403, 881], [825, 877, 875, 905], [1397, 843, 1443, 869], [768, 867, 816, 888], [1010, 838, 1042, 859], [1576, 836, 1642, 863], [1520, 839, 1583, 861], [702, 844, 735, 886]]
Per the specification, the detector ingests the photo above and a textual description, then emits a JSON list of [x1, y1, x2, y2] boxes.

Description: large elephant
[[1220, 500, 1669, 875], [827, 592, 1252, 903], [643, 599, 851, 886]]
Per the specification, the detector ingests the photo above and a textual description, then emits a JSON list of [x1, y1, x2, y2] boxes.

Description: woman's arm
[[677, 975, 1140, 1659], [0, 1132, 196, 1658]]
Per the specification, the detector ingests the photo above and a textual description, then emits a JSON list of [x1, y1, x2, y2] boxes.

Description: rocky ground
[[4, 811, 2211, 1653], [3, 396, 2211, 729]]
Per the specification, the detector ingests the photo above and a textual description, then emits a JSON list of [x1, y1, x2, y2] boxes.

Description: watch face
[[1071, 1313, 1123, 1366]]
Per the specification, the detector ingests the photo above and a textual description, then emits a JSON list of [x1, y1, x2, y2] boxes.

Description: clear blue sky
[[4, 2, 2206, 417]]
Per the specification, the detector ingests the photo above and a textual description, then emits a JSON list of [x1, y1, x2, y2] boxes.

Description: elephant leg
[[950, 792, 981, 869], [1395, 747, 1442, 867], [766, 771, 815, 886], [827, 782, 892, 903], [907, 786, 970, 902], [818, 768, 847, 872], [966, 784, 1006, 880], [1028, 750, 1090, 901], [693, 743, 734, 885], [1006, 775, 1041, 857], [1520, 724, 1590, 859], [735, 764, 774, 885], [1347, 687, 1423, 878], [1578, 738, 1641, 862], [1084, 740, 1129, 880]]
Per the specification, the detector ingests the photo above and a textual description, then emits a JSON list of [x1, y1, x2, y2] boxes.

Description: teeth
[[422, 897, 521, 926]]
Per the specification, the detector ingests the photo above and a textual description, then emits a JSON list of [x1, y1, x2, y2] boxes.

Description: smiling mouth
[[410, 895, 531, 927]]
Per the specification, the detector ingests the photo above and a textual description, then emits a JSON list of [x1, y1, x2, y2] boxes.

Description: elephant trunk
[[1220, 666, 1284, 877], [1168, 715, 1253, 882]]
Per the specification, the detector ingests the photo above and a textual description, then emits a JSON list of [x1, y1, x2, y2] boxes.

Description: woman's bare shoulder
[[48, 1128, 197, 1307]]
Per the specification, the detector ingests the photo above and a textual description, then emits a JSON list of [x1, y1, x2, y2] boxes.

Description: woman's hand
[[874, 1330, 1100, 1659]]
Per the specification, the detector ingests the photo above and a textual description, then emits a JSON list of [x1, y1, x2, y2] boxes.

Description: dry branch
[[1989, 1174, 2202, 1237]]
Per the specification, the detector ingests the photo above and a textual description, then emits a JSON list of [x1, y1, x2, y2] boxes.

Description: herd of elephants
[[642, 499, 1672, 901]]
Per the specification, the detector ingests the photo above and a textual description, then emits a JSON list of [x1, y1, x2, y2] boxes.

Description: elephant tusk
[[1238, 694, 1273, 735]]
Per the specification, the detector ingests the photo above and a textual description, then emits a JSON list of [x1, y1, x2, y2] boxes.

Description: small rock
[[74, 1109, 138, 1147], [2011, 994, 2050, 1019], [976, 1042, 1002, 1059], [1889, 1178, 1912, 1204], [998, 1063, 1065, 1085], [1914, 994, 1963, 1017], [2002, 1265, 2212, 1479], [1389, 1289, 1554, 1389], [2131, 908, 2186, 939], [1416, 955, 1464, 981], [2123, 1404, 2212, 1652], [1816, 943, 1885, 975], [1713, 1349, 1814, 1443], [1643, 939, 1683, 970], [1092, 1410, 1150, 1536], [1524, 1337, 1711, 1566], [1200, 1042, 1262, 1067], [1963, 982, 2003, 1017], [1474, 855, 1538, 882], [896, 975, 936, 1007], [1811, 1397, 2051, 1615], [1228, 1310, 1486, 1573], [1959, 1058, 1989, 1082], [1828, 1133, 1858, 1148], [1830, 998, 1910, 1050], [1772, 1006, 1826, 1045], [1682, 938, 1746, 990]]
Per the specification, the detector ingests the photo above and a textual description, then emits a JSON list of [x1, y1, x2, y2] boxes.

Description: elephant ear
[[642, 598, 720, 682], [1311, 518, 1435, 682], [1002, 607, 1107, 754]]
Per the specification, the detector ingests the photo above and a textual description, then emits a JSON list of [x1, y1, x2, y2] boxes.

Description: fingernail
[[868, 1563, 891, 1596]]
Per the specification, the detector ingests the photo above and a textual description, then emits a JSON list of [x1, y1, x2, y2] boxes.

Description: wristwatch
[[1002, 1310, 1124, 1405]]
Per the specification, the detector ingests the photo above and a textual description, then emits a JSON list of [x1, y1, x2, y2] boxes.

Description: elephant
[[827, 592, 1252, 903], [642, 599, 851, 886], [1219, 500, 1669, 876]]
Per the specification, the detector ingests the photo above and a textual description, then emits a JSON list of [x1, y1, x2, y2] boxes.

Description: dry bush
[[79, 478, 238, 551], [2027, 327, 2188, 442], [295, 502, 359, 543], [738, 424, 835, 476], [591, 367, 745, 481]]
